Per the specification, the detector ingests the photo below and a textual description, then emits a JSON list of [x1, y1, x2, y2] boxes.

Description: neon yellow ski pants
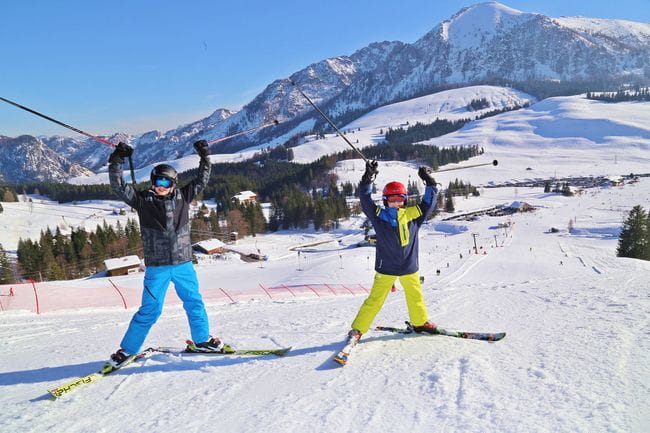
[[351, 271, 429, 334]]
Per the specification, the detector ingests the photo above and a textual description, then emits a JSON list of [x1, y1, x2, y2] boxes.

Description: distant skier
[[346, 161, 439, 344], [104, 141, 231, 372]]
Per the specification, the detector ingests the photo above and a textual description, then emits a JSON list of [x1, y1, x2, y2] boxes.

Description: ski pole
[[290, 81, 368, 162], [0, 96, 115, 147], [207, 119, 280, 145], [434, 159, 498, 173], [1, 95, 139, 185]]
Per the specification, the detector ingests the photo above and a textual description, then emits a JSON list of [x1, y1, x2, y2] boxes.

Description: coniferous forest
[[15, 219, 142, 282], [586, 88, 650, 103], [3, 142, 484, 281]]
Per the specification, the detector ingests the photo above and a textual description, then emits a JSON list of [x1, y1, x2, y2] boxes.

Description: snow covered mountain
[[326, 2, 650, 116], [188, 2, 650, 161], [5, 2, 650, 182], [67, 85, 537, 186], [41, 108, 235, 171], [0, 135, 94, 183]]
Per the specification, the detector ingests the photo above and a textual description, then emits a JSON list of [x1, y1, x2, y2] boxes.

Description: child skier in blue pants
[[105, 140, 230, 371]]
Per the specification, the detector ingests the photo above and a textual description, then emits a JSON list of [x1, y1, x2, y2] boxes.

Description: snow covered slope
[[292, 85, 534, 163], [69, 85, 649, 192], [68, 85, 536, 184], [0, 196, 140, 251], [416, 94, 650, 185], [1, 178, 649, 433]]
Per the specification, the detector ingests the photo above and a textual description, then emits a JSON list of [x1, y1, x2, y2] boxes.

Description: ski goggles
[[385, 194, 407, 203], [152, 177, 173, 188]]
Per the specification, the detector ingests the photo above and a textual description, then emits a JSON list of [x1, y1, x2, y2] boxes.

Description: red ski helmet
[[382, 181, 407, 206]]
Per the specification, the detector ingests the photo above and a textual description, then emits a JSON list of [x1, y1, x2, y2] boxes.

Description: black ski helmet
[[150, 164, 178, 186]]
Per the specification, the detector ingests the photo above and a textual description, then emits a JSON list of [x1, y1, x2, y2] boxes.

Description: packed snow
[[2, 180, 650, 433], [2, 83, 650, 433]]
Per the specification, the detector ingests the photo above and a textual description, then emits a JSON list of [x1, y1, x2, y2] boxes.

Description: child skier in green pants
[[349, 160, 439, 341]]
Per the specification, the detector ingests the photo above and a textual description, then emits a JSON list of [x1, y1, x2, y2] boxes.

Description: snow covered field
[[2, 84, 650, 432], [1, 177, 649, 433]]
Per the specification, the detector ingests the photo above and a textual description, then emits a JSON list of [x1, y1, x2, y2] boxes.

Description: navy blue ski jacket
[[360, 181, 438, 276]]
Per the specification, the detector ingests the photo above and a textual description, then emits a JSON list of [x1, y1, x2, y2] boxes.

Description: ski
[[376, 322, 506, 342], [333, 336, 361, 366], [47, 348, 155, 399], [47, 343, 290, 399], [152, 344, 291, 357]]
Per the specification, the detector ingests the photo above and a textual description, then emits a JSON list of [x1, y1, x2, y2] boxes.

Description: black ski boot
[[187, 336, 235, 353], [102, 349, 136, 373]]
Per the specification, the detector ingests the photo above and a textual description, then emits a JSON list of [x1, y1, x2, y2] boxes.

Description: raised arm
[[108, 142, 140, 208], [416, 166, 439, 224], [359, 160, 379, 220], [183, 140, 212, 201]]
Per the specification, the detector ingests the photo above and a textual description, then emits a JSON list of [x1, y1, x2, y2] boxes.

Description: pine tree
[[444, 191, 455, 212], [268, 204, 281, 232], [433, 191, 444, 217], [617, 205, 649, 260], [209, 209, 222, 239], [243, 202, 266, 236], [0, 243, 15, 284], [125, 219, 141, 253]]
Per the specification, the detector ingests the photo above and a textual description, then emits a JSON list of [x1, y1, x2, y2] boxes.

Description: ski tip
[[491, 332, 506, 341], [333, 356, 347, 367], [275, 346, 292, 356]]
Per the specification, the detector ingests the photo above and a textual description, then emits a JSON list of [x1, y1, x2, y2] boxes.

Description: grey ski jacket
[[109, 157, 211, 267]]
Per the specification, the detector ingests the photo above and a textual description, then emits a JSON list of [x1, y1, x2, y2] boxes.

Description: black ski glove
[[109, 142, 133, 163], [193, 140, 209, 158], [361, 160, 379, 184], [418, 166, 436, 186]]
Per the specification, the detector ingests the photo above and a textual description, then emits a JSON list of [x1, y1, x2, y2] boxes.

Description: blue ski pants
[[120, 261, 210, 354]]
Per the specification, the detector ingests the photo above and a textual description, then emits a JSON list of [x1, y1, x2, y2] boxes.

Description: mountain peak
[[439, 2, 529, 45], [462, 2, 524, 16]]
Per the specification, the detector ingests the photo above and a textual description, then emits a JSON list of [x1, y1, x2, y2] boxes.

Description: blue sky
[[1, 0, 648, 138]]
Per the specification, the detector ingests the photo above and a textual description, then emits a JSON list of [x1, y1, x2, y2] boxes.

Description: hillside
[[66, 86, 650, 189], [1, 176, 649, 432]]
